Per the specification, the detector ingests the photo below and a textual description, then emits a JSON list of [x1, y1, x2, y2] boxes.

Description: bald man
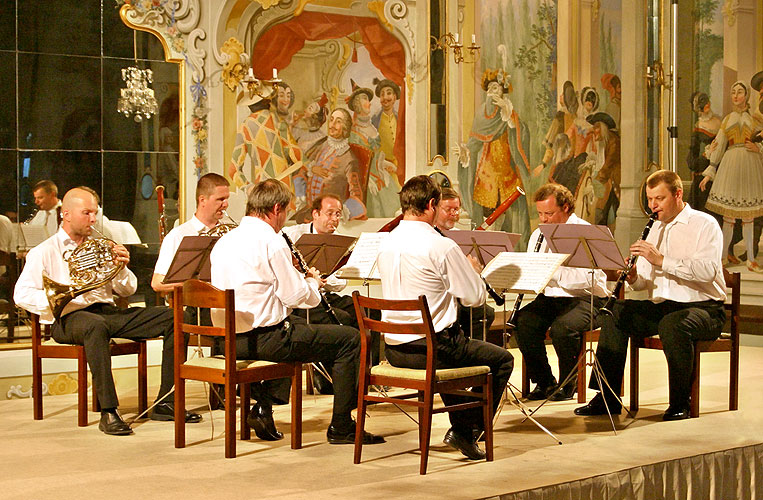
[[14, 187, 201, 436]]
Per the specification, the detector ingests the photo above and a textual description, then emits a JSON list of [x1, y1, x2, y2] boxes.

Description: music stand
[[540, 223, 633, 433], [295, 233, 356, 277], [162, 235, 219, 284], [444, 230, 520, 341]]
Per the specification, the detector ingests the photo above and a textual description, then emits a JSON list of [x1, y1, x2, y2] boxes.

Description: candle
[[272, 68, 278, 79], [247, 67, 254, 79], [471, 34, 476, 45], [454, 33, 459, 44]]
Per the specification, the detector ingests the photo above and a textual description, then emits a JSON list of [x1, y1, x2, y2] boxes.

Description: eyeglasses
[[322, 210, 342, 219], [442, 207, 461, 215]]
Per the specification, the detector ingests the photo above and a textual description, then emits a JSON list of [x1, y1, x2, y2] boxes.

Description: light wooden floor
[[1, 345, 761, 500]]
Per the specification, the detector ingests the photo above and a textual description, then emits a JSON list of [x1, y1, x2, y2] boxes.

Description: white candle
[[471, 34, 476, 45], [272, 68, 278, 79], [247, 67, 254, 79], [454, 33, 459, 44]]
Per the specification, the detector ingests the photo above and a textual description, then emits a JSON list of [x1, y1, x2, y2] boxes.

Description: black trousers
[[235, 315, 360, 429], [52, 303, 175, 409], [385, 325, 514, 435], [593, 299, 725, 409], [515, 294, 603, 387], [458, 303, 496, 340]]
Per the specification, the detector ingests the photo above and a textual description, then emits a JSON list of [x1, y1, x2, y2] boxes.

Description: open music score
[[16, 224, 49, 250], [481, 252, 569, 294], [335, 232, 388, 280], [105, 220, 143, 246]]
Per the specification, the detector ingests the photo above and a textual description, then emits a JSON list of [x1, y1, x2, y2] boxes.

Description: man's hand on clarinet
[[630, 240, 663, 268]]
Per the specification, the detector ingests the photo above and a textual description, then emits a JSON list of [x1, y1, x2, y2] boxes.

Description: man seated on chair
[[14, 187, 201, 436], [151, 172, 231, 295], [376, 175, 514, 460], [575, 170, 726, 421], [209, 179, 384, 445], [433, 187, 497, 340], [515, 183, 607, 401]]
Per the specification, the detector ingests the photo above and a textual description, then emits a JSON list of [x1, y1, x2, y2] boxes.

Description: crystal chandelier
[[117, 66, 158, 122]]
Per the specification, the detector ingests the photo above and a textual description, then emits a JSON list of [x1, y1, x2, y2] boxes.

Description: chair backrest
[[352, 291, 438, 373], [722, 269, 740, 346], [173, 279, 236, 363]]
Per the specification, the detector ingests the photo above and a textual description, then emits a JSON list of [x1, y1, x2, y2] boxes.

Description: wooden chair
[[31, 312, 148, 426], [629, 269, 740, 418], [352, 291, 493, 475], [173, 279, 302, 458]]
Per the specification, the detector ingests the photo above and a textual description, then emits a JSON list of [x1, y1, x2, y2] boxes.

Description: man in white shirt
[[515, 184, 608, 401], [14, 187, 201, 436], [575, 171, 726, 420], [282, 193, 355, 327], [433, 187, 496, 340], [210, 179, 383, 445], [29, 180, 62, 236], [151, 173, 231, 294], [377, 175, 514, 461]]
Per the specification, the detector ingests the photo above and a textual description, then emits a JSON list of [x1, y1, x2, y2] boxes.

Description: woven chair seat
[[370, 364, 489, 381], [42, 337, 139, 346], [183, 356, 277, 371]]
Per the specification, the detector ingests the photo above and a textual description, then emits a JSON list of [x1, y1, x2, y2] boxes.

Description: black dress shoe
[[150, 402, 203, 423], [443, 428, 486, 460], [527, 380, 557, 401], [247, 403, 283, 441], [662, 406, 690, 421], [549, 382, 576, 401], [99, 410, 133, 436], [573, 393, 621, 416], [327, 422, 385, 445]]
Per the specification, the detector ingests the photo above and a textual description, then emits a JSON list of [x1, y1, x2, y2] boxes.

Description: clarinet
[[506, 232, 545, 329], [282, 232, 342, 325], [598, 212, 658, 316], [434, 226, 505, 306]]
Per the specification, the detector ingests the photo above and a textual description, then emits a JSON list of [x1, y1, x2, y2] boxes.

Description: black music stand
[[444, 230, 520, 341], [162, 235, 219, 284], [295, 233, 356, 277], [539, 223, 633, 433]]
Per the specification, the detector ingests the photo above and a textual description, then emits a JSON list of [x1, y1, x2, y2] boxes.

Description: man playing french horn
[[14, 187, 201, 436]]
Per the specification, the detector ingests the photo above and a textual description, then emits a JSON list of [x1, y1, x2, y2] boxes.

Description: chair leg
[[690, 349, 701, 418], [484, 374, 494, 462], [353, 373, 370, 465], [240, 382, 251, 441], [225, 380, 236, 458], [629, 341, 639, 413], [730, 346, 739, 412], [291, 364, 302, 449], [419, 390, 434, 475], [577, 340, 587, 403], [32, 350, 43, 421], [138, 342, 148, 414], [305, 364, 314, 395], [174, 378, 185, 449], [77, 354, 88, 427]]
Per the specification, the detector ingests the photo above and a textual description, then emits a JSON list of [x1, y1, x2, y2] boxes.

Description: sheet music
[[16, 224, 49, 250], [481, 251, 569, 294], [105, 221, 142, 245], [335, 232, 387, 280]]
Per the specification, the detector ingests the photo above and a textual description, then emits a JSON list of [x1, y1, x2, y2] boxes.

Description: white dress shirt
[[29, 201, 62, 237], [210, 216, 321, 332], [153, 216, 211, 276], [377, 220, 486, 344], [631, 204, 726, 303], [281, 222, 347, 293], [14, 228, 137, 324], [527, 214, 608, 298]]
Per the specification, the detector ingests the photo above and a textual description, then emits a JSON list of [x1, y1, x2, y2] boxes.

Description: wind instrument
[[156, 185, 166, 243], [282, 232, 342, 325], [199, 210, 239, 237], [598, 212, 659, 316], [477, 186, 525, 230], [506, 232, 544, 330]]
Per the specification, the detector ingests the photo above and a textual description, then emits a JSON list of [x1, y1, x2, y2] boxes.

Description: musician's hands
[[112, 243, 130, 265], [625, 263, 638, 284], [466, 254, 483, 274], [629, 240, 663, 268], [306, 266, 326, 287]]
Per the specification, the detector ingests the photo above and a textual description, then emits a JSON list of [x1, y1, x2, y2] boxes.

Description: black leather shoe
[[573, 393, 621, 416], [247, 403, 283, 441], [662, 406, 690, 421], [150, 402, 203, 423], [99, 409, 133, 436], [527, 380, 557, 401], [549, 382, 577, 401], [444, 428, 486, 460], [327, 422, 385, 445]]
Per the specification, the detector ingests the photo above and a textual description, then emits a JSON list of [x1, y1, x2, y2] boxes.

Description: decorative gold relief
[[406, 73, 414, 103], [368, 1, 393, 32], [221, 38, 247, 92], [723, 0, 738, 26], [252, 0, 282, 9], [47, 374, 80, 396]]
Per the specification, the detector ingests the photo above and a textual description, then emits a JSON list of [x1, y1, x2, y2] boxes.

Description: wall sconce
[[222, 57, 281, 100], [430, 32, 481, 64]]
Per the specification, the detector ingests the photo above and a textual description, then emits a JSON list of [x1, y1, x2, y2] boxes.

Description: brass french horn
[[199, 210, 238, 237], [42, 225, 125, 319]]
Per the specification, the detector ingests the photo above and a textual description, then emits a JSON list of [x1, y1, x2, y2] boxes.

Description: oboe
[[598, 212, 658, 316], [506, 232, 544, 329], [282, 232, 342, 325]]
